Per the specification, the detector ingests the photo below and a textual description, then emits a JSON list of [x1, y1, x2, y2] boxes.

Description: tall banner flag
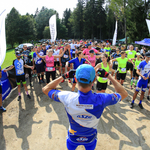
[[0, 9, 7, 66], [112, 21, 118, 46], [49, 14, 57, 42], [146, 19, 150, 34]]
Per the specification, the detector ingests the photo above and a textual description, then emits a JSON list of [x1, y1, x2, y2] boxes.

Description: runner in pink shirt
[[83, 49, 102, 90], [83, 43, 102, 55], [35, 49, 66, 84], [84, 50, 102, 66]]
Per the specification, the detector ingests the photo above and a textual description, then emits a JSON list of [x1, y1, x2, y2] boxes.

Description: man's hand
[[3, 69, 7, 72], [62, 70, 76, 79], [142, 76, 147, 80], [97, 69, 109, 77]]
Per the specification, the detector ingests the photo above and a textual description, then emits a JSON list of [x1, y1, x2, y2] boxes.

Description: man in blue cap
[[0, 66, 6, 111], [42, 64, 127, 150]]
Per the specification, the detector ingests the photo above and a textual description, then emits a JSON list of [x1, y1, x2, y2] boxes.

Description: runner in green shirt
[[126, 45, 137, 79], [95, 53, 115, 93], [110, 51, 133, 85]]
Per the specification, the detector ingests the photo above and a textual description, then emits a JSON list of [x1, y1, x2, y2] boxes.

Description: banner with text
[[146, 19, 150, 34], [112, 21, 118, 46], [49, 14, 57, 42], [0, 9, 7, 66]]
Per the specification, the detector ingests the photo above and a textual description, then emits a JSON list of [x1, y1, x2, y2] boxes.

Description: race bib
[[47, 67, 53, 71], [37, 60, 42, 64], [115, 61, 118, 65], [121, 68, 126, 72], [64, 54, 68, 58], [17, 70, 23, 74], [102, 78, 107, 80], [129, 52, 132, 55]]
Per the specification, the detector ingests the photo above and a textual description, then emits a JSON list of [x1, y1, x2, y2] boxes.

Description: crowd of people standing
[[0, 39, 150, 111]]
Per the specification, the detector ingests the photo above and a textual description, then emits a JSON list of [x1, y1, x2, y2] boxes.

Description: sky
[[0, 0, 78, 19]]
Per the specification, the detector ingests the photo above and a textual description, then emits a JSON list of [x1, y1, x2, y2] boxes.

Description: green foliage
[[35, 8, 56, 39], [43, 26, 50, 39], [1, 49, 16, 69], [5, 8, 21, 48], [17, 15, 37, 43]]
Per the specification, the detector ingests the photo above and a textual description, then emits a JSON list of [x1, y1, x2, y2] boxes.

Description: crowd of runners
[[0, 39, 150, 111]]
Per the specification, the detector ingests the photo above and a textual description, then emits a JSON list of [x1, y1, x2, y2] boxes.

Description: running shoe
[[27, 94, 31, 99], [18, 96, 21, 101], [0, 106, 6, 111], [61, 79, 65, 83], [130, 102, 134, 109], [68, 79, 71, 83], [138, 103, 144, 109], [147, 96, 150, 100]]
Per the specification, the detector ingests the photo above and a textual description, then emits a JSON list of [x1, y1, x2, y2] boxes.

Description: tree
[[5, 7, 21, 48], [62, 8, 72, 38], [43, 26, 50, 39], [35, 8, 56, 39], [17, 15, 37, 43]]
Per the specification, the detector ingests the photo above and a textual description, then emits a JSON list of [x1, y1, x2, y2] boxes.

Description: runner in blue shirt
[[42, 64, 128, 150], [4, 51, 34, 101], [33, 46, 45, 84], [66, 51, 90, 92], [130, 52, 150, 109], [22, 45, 33, 87], [0, 67, 6, 111]]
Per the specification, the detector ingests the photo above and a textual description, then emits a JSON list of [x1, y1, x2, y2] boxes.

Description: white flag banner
[[146, 19, 150, 34], [49, 14, 57, 42], [112, 21, 118, 46], [0, 9, 7, 66]]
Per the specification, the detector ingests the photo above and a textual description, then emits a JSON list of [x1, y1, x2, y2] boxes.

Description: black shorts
[[35, 63, 45, 73], [62, 62, 70, 68], [112, 64, 118, 70], [16, 75, 26, 84], [133, 69, 139, 77], [96, 81, 107, 91], [72, 53, 75, 58], [117, 72, 126, 80], [54, 61, 60, 67], [0, 85, 2, 94], [126, 62, 133, 71]]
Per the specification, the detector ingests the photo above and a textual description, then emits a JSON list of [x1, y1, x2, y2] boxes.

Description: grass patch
[[1, 49, 16, 69]]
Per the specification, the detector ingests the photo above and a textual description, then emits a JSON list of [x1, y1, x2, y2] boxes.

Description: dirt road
[[0, 73, 150, 150]]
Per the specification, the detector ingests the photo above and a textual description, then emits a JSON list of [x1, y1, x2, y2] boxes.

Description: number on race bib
[[129, 52, 132, 55], [121, 68, 126, 72], [115, 61, 118, 65], [47, 67, 53, 71], [64, 55, 68, 58], [102, 78, 107, 80], [38, 60, 42, 64]]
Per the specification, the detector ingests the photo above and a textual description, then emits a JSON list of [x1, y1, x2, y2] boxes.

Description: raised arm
[[107, 74, 128, 100], [54, 49, 66, 58], [35, 49, 46, 59]]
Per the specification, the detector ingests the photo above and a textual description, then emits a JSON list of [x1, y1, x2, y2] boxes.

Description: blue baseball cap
[[76, 64, 95, 84]]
